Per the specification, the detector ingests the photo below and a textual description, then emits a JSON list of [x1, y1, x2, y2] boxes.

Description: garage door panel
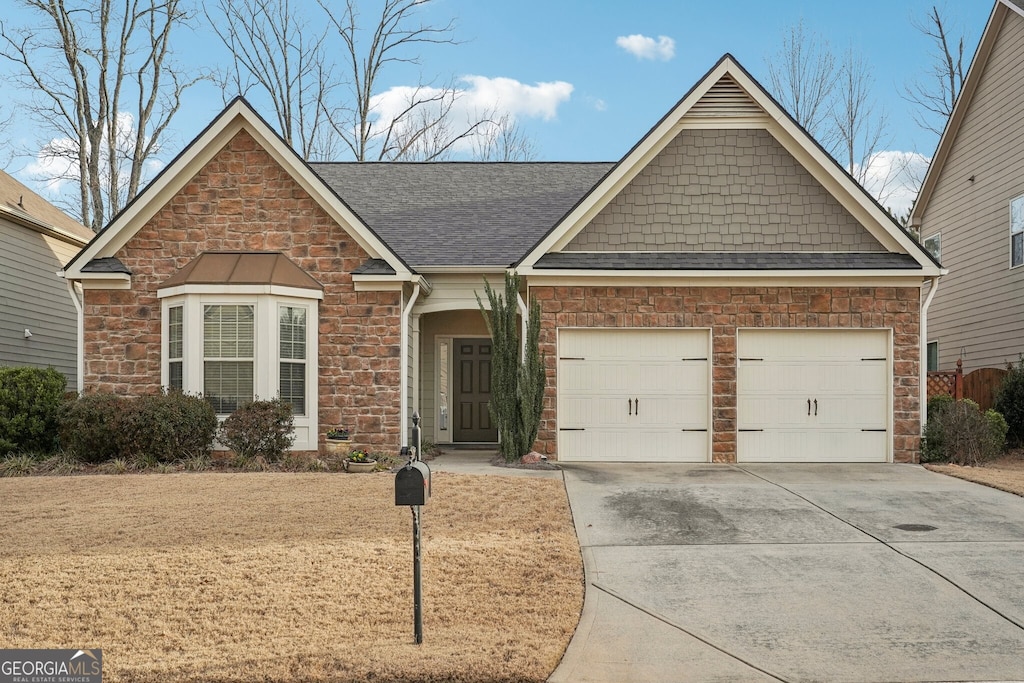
[[558, 329, 709, 462], [738, 329, 890, 463], [637, 395, 707, 428], [560, 396, 631, 428], [739, 429, 888, 463]]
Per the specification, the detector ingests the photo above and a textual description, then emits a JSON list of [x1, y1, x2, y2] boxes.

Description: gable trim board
[[61, 53, 934, 463], [519, 55, 941, 277], [910, 0, 1024, 227], [62, 98, 413, 284]]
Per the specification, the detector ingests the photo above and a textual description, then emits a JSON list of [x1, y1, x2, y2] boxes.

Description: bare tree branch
[[471, 112, 537, 162], [0, 0, 202, 231], [320, 0, 503, 162], [205, 0, 339, 160], [903, 5, 967, 138], [766, 19, 838, 148]]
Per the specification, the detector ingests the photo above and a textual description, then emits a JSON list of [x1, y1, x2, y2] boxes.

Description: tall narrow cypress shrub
[[477, 271, 546, 462]]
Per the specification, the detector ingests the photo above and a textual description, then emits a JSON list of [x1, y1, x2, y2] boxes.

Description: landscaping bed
[[0, 471, 583, 682], [925, 449, 1024, 497]]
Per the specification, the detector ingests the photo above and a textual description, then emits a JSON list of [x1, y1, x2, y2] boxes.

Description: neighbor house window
[[168, 305, 183, 391], [279, 306, 306, 416], [1012, 195, 1024, 267], [203, 304, 254, 414], [927, 341, 938, 372], [924, 234, 941, 261]]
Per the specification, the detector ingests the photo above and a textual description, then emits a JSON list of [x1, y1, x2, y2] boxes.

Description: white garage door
[[557, 329, 709, 462], [737, 329, 890, 463]]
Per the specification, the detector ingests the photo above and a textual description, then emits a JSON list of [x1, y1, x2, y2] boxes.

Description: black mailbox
[[395, 461, 431, 506]]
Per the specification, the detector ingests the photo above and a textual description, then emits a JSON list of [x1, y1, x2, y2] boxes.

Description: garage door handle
[[635, 398, 639, 415], [807, 399, 811, 416], [814, 399, 818, 416], [628, 398, 632, 415]]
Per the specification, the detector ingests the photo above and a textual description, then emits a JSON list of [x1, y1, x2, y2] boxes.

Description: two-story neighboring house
[[911, 0, 1024, 373], [0, 170, 93, 390]]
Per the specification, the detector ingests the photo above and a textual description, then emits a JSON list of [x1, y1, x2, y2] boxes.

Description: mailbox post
[[395, 413, 430, 644]]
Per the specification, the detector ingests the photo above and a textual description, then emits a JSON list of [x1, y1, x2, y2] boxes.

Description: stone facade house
[[1, 170, 92, 390], [910, 0, 1024, 374], [62, 55, 942, 462]]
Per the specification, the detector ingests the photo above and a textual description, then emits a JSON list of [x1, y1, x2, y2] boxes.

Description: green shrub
[[59, 391, 216, 465], [0, 367, 67, 455], [994, 357, 1024, 448], [923, 398, 1007, 465], [218, 398, 294, 463], [58, 393, 126, 464], [119, 391, 217, 463]]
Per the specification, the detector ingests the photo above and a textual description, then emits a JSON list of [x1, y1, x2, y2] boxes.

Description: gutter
[[400, 283, 421, 446], [920, 276, 940, 433]]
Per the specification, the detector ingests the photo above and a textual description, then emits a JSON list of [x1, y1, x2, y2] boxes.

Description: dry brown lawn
[[0, 471, 583, 682], [925, 450, 1024, 497]]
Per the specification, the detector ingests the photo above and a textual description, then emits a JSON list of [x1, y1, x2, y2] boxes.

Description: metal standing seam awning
[[157, 251, 324, 291]]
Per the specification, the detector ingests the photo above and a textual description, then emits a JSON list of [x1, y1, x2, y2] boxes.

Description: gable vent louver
[[686, 75, 763, 118]]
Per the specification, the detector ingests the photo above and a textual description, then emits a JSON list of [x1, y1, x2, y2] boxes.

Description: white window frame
[[159, 289, 320, 450], [1011, 194, 1024, 268], [923, 233, 941, 262]]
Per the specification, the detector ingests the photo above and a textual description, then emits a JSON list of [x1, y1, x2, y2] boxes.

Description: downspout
[[66, 278, 84, 393], [400, 283, 421, 447], [920, 276, 940, 434]]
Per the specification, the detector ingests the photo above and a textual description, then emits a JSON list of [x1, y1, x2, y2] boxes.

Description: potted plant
[[324, 428, 350, 455], [344, 448, 377, 473]]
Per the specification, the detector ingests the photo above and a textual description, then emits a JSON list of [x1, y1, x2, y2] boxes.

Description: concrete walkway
[[549, 463, 1024, 683], [426, 449, 563, 479]]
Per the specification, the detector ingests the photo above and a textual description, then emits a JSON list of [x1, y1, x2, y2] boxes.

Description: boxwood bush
[[59, 391, 217, 465], [0, 367, 67, 455], [218, 398, 294, 463]]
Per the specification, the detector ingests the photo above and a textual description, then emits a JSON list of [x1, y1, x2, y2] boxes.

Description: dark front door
[[453, 339, 497, 442]]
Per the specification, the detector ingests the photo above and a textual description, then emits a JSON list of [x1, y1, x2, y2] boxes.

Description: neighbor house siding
[[566, 128, 883, 252], [0, 220, 82, 390], [531, 285, 921, 463], [82, 130, 403, 451], [920, 10, 1024, 372]]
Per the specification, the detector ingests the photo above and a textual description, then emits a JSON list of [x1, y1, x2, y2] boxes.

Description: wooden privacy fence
[[927, 359, 1009, 411]]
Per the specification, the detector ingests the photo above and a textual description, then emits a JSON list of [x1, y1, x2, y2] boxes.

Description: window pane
[[924, 234, 940, 261], [279, 307, 306, 360], [926, 342, 938, 372], [204, 305, 254, 358], [280, 362, 305, 415], [205, 360, 254, 414], [1012, 196, 1024, 234], [168, 306, 183, 359], [1014, 232, 1024, 268], [169, 360, 183, 391]]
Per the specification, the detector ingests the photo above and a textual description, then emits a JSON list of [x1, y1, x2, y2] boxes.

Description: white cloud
[[366, 76, 573, 157], [616, 34, 676, 61], [856, 150, 930, 218]]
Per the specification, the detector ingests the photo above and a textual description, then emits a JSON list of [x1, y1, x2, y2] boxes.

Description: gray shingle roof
[[535, 252, 922, 270], [352, 258, 397, 275], [81, 257, 132, 274], [310, 162, 614, 268]]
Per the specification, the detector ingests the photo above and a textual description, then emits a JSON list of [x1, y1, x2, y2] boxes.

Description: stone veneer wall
[[531, 285, 921, 463], [82, 130, 402, 451]]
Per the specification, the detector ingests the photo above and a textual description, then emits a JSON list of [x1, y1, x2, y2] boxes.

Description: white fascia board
[[64, 100, 410, 280], [520, 270, 932, 288], [80, 277, 132, 290], [414, 265, 508, 274], [156, 283, 324, 299]]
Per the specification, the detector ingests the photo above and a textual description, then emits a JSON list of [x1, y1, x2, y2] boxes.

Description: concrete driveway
[[549, 463, 1024, 683]]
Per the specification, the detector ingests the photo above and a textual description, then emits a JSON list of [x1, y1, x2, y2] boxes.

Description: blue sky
[[0, 0, 989, 217]]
